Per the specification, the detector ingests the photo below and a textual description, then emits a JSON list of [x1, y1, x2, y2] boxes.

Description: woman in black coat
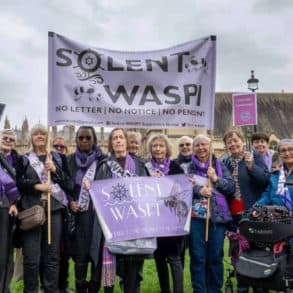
[[89, 128, 149, 293], [16, 124, 73, 293], [0, 129, 20, 293], [145, 133, 185, 293], [67, 126, 106, 293]]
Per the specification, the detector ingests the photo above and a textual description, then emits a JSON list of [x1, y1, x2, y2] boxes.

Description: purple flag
[[232, 93, 257, 126], [89, 174, 192, 242]]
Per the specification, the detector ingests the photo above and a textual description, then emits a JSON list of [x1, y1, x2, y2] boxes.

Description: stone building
[[4, 92, 293, 157]]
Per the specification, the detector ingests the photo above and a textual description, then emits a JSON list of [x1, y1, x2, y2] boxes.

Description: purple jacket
[[0, 158, 19, 206]]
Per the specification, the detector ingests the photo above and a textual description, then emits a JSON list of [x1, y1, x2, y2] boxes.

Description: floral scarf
[[228, 156, 245, 215]]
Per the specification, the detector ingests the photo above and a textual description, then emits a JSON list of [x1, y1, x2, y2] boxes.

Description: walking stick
[[205, 131, 214, 242], [47, 126, 51, 245]]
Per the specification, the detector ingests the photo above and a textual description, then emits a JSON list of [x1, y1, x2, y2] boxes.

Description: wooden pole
[[47, 126, 51, 245], [205, 130, 214, 242]]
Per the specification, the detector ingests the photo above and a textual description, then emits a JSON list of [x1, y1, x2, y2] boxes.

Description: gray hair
[[277, 138, 293, 151], [178, 135, 193, 145], [193, 134, 211, 147], [30, 124, 48, 137], [0, 129, 16, 138], [127, 131, 142, 144], [147, 133, 172, 157]]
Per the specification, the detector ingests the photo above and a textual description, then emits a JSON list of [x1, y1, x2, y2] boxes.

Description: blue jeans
[[189, 218, 226, 293]]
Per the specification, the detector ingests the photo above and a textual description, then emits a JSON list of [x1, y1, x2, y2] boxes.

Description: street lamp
[[247, 70, 259, 92], [248, 69, 259, 133]]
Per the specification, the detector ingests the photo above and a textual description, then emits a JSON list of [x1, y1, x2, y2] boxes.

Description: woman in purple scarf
[[91, 128, 149, 293], [146, 133, 185, 293], [67, 126, 105, 293], [0, 129, 19, 293], [188, 134, 235, 293]]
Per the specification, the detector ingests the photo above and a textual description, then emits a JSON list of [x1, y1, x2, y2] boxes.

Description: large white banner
[[48, 32, 216, 129]]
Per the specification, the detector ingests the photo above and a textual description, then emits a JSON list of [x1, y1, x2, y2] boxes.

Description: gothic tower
[[4, 115, 11, 129], [21, 116, 29, 142]]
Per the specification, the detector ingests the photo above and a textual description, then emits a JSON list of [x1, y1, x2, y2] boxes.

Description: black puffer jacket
[[16, 152, 74, 211]]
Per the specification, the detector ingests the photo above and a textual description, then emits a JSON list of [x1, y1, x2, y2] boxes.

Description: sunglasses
[[53, 144, 66, 150], [78, 135, 92, 141], [2, 136, 15, 142], [179, 143, 191, 147]]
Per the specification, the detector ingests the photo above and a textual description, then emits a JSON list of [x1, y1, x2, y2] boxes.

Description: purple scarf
[[6, 154, 14, 169], [0, 164, 19, 203], [110, 154, 136, 178], [151, 157, 171, 176], [75, 146, 102, 185], [191, 155, 223, 178]]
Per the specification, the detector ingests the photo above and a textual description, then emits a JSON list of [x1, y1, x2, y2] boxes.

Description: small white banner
[[48, 32, 216, 129]]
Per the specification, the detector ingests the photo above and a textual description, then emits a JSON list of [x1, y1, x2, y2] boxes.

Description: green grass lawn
[[9, 240, 242, 292]]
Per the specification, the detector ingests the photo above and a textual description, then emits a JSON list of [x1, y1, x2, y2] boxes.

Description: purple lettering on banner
[[89, 174, 192, 242]]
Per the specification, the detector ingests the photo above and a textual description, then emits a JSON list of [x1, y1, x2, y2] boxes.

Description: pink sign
[[232, 93, 257, 126]]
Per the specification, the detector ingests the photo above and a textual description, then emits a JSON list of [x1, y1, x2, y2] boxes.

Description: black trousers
[[59, 208, 71, 290], [154, 253, 183, 293], [117, 256, 144, 293], [0, 207, 12, 293], [22, 210, 62, 293]]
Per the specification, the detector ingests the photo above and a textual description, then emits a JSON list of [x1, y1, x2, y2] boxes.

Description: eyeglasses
[[2, 136, 15, 142], [279, 147, 293, 155], [179, 143, 191, 147], [78, 135, 92, 141], [53, 144, 66, 150]]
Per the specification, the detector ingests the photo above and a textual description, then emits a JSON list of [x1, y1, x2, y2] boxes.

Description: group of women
[[0, 124, 292, 293]]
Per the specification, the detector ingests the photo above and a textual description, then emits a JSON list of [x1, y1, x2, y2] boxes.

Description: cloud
[[254, 0, 293, 12], [1, 0, 293, 128]]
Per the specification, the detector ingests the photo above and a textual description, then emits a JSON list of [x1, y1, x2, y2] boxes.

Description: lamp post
[[247, 70, 259, 92], [247, 70, 259, 133]]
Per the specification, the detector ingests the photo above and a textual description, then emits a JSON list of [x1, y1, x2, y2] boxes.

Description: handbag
[[107, 237, 157, 255], [18, 205, 46, 231], [236, 249, 289, 290]]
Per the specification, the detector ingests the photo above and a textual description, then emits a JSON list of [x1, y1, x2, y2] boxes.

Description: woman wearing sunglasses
[[53, 136, 68, 155], [0, 129, 20, 293], [67, 126, 107, 293]]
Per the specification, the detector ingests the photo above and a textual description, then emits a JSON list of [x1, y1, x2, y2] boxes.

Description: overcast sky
[[1, 0, 293, 129]]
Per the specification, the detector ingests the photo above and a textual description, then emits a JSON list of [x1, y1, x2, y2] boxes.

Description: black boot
[[75, 262, 88, 293], [88, 280, 100, 293]]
